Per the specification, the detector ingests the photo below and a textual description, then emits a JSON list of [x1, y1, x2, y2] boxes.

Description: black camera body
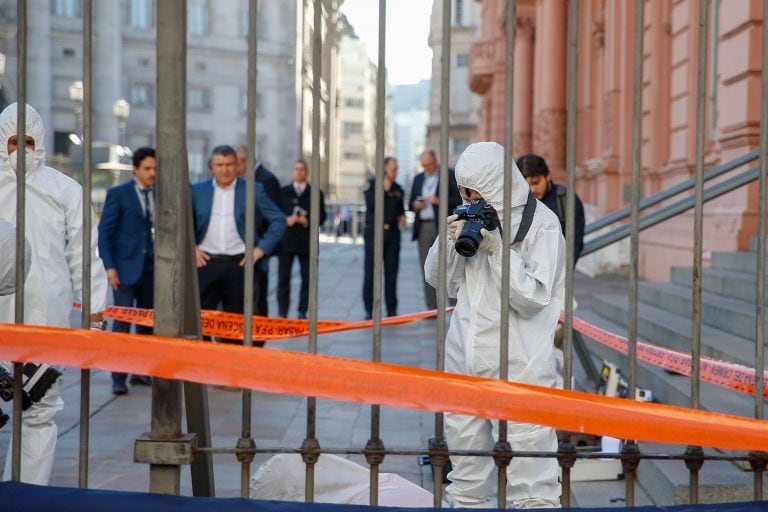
[[0, 363, 62, 422], [453, 199, 499, 257]]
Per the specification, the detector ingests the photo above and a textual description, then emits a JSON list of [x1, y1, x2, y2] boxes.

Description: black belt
[[207, 253, 244, 261]]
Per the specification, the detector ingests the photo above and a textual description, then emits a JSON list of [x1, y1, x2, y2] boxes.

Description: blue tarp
[[1, 482, 767, 511]]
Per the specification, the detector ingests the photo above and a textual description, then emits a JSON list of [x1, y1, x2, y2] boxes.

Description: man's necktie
[[141, 189, 154, 255]]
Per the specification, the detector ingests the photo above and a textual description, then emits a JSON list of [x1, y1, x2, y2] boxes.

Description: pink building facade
[[469, 0, 765, 281]]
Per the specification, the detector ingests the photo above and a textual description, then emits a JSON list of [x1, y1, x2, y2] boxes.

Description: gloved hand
[[478, 228, 500, 253], [446, 214, 466, 241]]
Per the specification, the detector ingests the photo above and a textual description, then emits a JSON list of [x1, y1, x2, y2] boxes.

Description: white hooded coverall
[[0, 103, 108, 484], [425, 142, 564, 508]]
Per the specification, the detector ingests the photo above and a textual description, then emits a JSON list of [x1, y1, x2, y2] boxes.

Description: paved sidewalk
[[0, 233, 646, 506]]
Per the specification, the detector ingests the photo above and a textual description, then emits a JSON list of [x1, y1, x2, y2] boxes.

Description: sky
[[339, 0, 433, 86]]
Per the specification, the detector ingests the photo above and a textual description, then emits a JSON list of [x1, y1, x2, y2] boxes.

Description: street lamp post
[[68, 80, 84, 145], [113, 98, 130, 153], [0, 52, 6, 87]]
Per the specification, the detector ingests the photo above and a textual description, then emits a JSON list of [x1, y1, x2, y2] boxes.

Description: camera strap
[[512, 191, 537, 245]]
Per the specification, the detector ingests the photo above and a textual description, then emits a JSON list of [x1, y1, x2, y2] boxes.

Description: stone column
[[27, 0, 52, 150], [532, 0, 567, 180], [513, 17, 535, 157], [93, 0, 121, 144]]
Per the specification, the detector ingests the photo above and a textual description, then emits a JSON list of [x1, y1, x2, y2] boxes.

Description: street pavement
[[0, 233, 649, 506]]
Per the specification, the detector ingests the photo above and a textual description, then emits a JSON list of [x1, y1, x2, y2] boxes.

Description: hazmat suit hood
[[454, 141, 530, 217], [0, 102, 46, 176]]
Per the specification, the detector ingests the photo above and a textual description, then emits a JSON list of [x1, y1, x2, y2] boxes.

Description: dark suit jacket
[[254, 163, 281, 204], [191, 178, 286, 271], [278, 184, 327, 255], [408, 169, 462, 241], [98, 180, 153, 287]]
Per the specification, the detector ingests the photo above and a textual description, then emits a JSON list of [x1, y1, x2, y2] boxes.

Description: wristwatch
[[90, 320, 107, 331]]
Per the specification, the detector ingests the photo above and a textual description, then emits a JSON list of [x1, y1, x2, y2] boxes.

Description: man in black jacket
[[362, 157, 405, 319], [517, 153, 585, 265], [408, 150, 462, 310], [277, 159, 326, 319], [235, 145, 281, 315]]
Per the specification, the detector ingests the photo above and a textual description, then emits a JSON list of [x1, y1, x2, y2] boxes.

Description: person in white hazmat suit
[[0, 217, 30, 296], [425, 142, 564, 508], [0, 103, 108, 485]]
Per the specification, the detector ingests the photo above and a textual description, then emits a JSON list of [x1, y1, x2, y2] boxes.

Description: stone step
[[634, 441, 767, 505], [577, 307, 757, 414], [591, 293, 759, 370], [670, 266, 768, 304], [748, 234, 768, 253], [574, 309, 763, 504], [711, 251, 763, 274], [636, 281, 767, 341]]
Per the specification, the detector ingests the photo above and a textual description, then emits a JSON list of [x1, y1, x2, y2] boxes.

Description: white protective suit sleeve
[[62, 187, 108, 314], [424, 232, 466, 300], [489, 223, 563, 319], [0, 218, 30, 296]]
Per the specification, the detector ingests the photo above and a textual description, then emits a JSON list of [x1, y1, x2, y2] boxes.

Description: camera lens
[[455, 219, 484, 257], [455, 236, 478, 257]]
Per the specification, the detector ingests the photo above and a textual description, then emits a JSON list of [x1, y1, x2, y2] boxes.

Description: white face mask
[[8, 148, 35, 173]]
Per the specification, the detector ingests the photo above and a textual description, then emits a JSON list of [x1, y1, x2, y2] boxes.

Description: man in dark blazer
[[235, 144, 281, 316], [408, 149, 462, 310], [192, 145, 286, 344], [276, 159, 326, 319], [98, 147, 157, 395]]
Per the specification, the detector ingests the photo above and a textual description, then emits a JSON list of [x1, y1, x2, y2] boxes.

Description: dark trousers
[[363, 227, 400, 317], [277, 251, 309, 317], [198, 256, 245, 345], [255, 269, 268, 316], [111, 256, 154, 384]]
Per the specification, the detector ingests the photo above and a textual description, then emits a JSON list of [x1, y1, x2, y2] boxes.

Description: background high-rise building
[[426, 0, 480, 168]]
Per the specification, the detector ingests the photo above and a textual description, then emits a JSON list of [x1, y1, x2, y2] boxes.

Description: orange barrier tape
[[78, 304, 442, 341], [569, 314, 768, 399], [1, 322, 768, 451]]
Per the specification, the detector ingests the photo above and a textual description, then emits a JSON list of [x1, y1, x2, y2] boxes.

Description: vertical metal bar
[[433, 0, 451, 503], [78, 0, 93, 489], [303, 0, 323, 502], [497, 0, 516, 508], [11, 0, 27, 483], [238, 0, 259, 499], [752, 0, 768, 500], [687, 0, 710, 504], [621, 2, 644, 506], [562, 0, 579, 506], [151, 0, 187, 495], [366, 0, 387, 506]]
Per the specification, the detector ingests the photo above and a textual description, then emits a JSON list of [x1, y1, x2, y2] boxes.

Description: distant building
[[332, 15, 392, 204], [426, 0, 480, 168], [0, 0, 304, 192], [391, 80, 430, 188]]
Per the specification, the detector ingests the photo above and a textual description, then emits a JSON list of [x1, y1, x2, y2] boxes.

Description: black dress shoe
[[297, 312, 307, 320], [129, 375, 152, 386], [112, 382, 128, 395]]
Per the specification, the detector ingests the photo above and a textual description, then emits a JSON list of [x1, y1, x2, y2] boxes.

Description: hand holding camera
[[446, 214, 465, 241], [452, 199, 500, 257]]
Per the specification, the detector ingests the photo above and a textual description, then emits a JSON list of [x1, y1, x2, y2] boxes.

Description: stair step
[[712, 251, 763, 274], [636, 281, 767, 341], [635, 441, 765, 505], [748, 234, 768, 253], [574, 309, 764, 504], [670, 266, 768, 304], [591, 293, 760, 370], [577, 307, 756, 414]]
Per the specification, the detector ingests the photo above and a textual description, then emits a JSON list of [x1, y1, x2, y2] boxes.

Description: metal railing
[[3, 0, 767, 508]]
